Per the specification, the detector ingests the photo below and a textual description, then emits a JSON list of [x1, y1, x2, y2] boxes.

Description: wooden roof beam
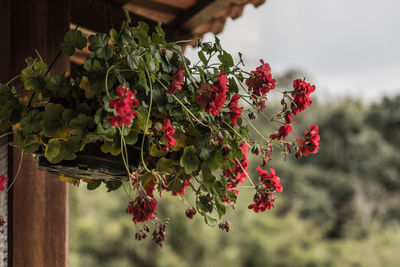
[[71, 0, 157, 34], [71, 0, 191, 43], [124, 0, 182, 24]]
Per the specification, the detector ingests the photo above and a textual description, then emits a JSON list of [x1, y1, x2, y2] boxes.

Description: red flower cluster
[[270, 123, 292, 140], [270, 111, 293, 140], [167, 66, 185, 94], [195, 71, 229, 115], [248, 167, 283, 213], [291, 79, 316, 115], [107, 87, 140, 127], [126, 186, 157, 223], [228, 94, 243, 126], [248, 193, 276, 212], [246, 60, 276, 111], [222, 142, 249, 199], [218, 221, 230, 232], [152, 219, 168, 247], [257, 166, 283, 193], [0, 174, 8, 191], [163, 119, 176, 147], [297, 124, 320, 156], [170, 175, 192, 196]]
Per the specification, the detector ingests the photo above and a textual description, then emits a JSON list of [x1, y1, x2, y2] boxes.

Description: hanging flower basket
[[0, 14, 320, 246], [33, 142, 140, 181]]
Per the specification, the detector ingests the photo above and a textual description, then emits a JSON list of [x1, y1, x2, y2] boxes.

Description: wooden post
[[1, 0, 70, 266]]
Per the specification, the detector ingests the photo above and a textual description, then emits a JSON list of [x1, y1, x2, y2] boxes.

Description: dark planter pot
[[33, 143, 140, 181]]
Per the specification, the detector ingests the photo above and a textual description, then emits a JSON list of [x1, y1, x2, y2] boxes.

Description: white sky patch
[[185, 0, 400, 101]]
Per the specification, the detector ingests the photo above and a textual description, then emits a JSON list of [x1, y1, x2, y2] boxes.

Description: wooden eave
[[70, 0, 266, 64]]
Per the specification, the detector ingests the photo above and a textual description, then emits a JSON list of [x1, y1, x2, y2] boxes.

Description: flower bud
[[221, 144, 231, 157], [218, 221, 230, 232], [248, 112, 257, 120], [185, 206, 196, 219]]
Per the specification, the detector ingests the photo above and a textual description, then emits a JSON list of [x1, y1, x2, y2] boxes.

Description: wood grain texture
[[8, 0, 70, 266]]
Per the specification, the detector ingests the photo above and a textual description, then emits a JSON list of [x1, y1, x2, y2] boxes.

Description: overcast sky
[[185, 0, 400, 102]]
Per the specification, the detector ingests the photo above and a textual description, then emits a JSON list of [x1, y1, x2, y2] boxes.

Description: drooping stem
[[237, 159, 256, 188], [140, 64, 153, 173], [5, 75, 21, 86], [242, 116, 270, 142], [0, 132, 13, 139], [222, 120, 250, 146], [4, 150, 24, 194], [153, 75, 208, 127], [105, 64, 118, 98]]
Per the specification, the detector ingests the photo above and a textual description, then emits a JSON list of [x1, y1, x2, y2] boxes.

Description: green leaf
[[124, 131, 139, 145], [218, 51, 234, 71], [21, 61, 48, 92], [141, 172, 158, 188], [206, 150, 224, 171], [214, 36, 222, 52], [214, 195, 226, 219], [202, 165, 216, 189], [0, 85, 23, 130], [20, 110, 42, 134], [105, 180, 122, 192], [126, 51, 140, 70], [60, 30, 87, 56], [180, 145, 199, 174], [204, 215, 217, 227], [88, 33, 112, 60], [45, 139, 62, 163], [47, 74, 70, 98], [156, 158, 176, 175], [101, 142, 121, 156], [109, 29, 118, 43], [226, 190, 238, 203], [198, 51, 208, 66], [197, 195, 213, 213], [87, 180, 101, 190], [41, 103, 70, 139], [150, 144, 168, 157], [199, 146, 212, 160], [69, 113, 93, 137], [44, 139, 76, 164]]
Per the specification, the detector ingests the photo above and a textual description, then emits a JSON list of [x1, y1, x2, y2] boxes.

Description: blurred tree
[[70, 79, 400, 266]]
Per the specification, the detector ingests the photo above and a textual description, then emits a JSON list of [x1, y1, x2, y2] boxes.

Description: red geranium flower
[[107, 87, 140, 127], [126, 186, 157, 223], [195, 71, 229, 115], [0, 174, 8, 191], [222, 142, 249, 202], [228, 94, 243, 126], [270, 123, 292, 140], [248, 167, 283, 213], [257, 166, 283, 193], [297, 124, 320, 156], [291, 79, 316, 116], [167, 66, 185, 94], [163, 119, 176, 147], [246, 60, 276, 111], [169, 175, 192, 196]]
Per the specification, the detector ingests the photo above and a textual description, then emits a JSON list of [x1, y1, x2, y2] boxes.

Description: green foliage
[[88, 33, 112, 60], [0, 84, 23, 130], [180, 146, 199, 174], [60, 30, 87, 56], [20, 58, 48, 93], [20, 110, 42, 134]]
